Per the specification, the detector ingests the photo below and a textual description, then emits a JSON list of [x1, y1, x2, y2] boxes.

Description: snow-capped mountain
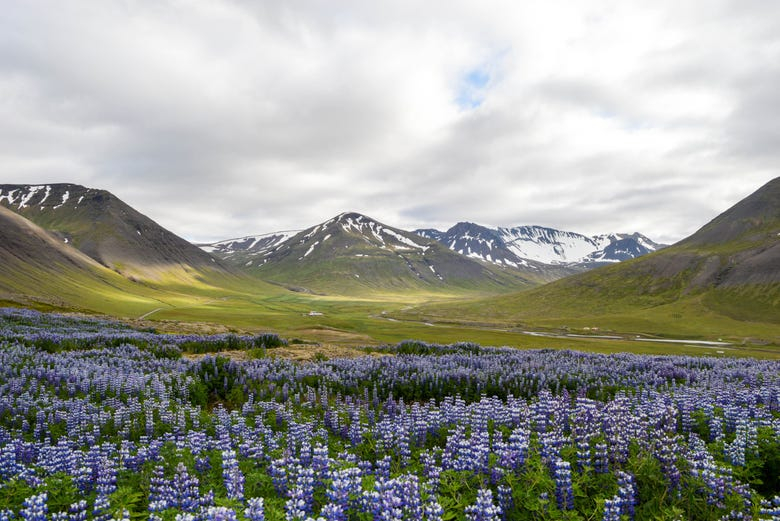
[[415, 223, 664, 267], [199, 230, 301, 267], [204, 212, 551, 293]]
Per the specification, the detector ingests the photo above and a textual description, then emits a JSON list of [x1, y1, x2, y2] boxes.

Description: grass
[[3, 252, 778, 359], [394, 287, 780, 342], [130, 287, 780, 359]]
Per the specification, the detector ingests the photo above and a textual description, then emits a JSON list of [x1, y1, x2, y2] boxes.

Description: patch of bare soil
[[182, 343, 386, 362], [292, 328, 374, 345], [124, 318, 246, 335], [182, 349, 252, 361]]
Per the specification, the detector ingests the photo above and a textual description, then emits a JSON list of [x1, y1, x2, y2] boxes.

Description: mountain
[[425, 177, 780, 332], [415, 223, 664, 267], [207, 212, 560, 294], [0, 183, 226, 281]]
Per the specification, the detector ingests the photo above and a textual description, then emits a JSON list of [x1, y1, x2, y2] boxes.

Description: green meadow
[[12, 267, 776, 359]]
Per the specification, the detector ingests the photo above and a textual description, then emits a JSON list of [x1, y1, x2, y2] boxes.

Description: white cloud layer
[[1, 0, 778, 244]]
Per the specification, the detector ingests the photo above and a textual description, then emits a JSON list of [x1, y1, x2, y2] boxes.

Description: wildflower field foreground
[[0, 308, 779, 521]]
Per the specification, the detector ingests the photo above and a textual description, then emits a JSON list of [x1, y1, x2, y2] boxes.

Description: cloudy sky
[[1, 1, 778, 244]]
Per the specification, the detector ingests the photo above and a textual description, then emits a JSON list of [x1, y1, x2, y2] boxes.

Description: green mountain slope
[[0, 205, 167, 313], [0, 183, 228, 282], [232, 212, 561, 295]]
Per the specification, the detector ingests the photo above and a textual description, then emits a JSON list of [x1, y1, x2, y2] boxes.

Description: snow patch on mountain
[[0, 184, 91, 211], [54, 191, 70, 209], [334, 213, 429, 253], [200, 230, 300, 256], [418, 223, 664, 267]]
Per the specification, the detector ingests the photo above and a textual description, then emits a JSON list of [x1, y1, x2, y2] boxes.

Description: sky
[[1, 1, 778, 245]]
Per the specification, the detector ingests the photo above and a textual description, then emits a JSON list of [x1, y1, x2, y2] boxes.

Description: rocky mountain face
[[415, 222, 664, 267]]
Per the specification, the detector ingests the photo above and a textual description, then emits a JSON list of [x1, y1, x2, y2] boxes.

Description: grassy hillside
[[393, 178, 780, 345]]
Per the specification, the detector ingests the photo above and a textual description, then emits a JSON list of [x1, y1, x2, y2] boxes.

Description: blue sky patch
[[456, 67, 491, 109]]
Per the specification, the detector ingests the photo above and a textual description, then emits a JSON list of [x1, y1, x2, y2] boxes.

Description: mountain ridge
[[416, 222, 664, 267], [204, 218, 663, 278], [206, 211, 561, 294]]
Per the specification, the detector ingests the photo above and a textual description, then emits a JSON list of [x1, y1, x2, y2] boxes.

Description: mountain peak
[[309, 212, 432, 253], [680, 176, 780, 247], [334, 211, 372, 222]]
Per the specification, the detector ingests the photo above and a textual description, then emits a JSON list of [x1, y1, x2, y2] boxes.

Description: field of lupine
[[1, 308, 779, 521]]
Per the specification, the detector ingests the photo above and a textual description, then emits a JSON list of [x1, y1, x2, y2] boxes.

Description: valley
[[0, 179, 778, 357]]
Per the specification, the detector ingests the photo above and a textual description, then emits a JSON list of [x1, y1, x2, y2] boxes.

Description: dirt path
[[139, 307, 163, 320]]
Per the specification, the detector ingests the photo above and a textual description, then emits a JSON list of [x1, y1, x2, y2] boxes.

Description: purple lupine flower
[[616, 471, 636, 520], [0, 444, 21, 481], [195, 455, 211, 473], [465, 488, 501, 521], [399, 474, 422, 519], [602, 498, 622, 521], [312, 443, 330, 481], [200, 489, 215, 509], [319, 503, 346, 521], [245, 498, 265, 521], [284, 495, 308, 521], [148, 465, 168, 507], [21, 493, 48, 521], [553, 459, 574, 511], [202, 507, 237, 521], [327, 467, 362, 507], [423, 495, 444, 521], [96, 458, 118, 497], [496, 485, 512, 520], [376, 455, 391, 480], [593, 443, 609, 474], [759, 496, 780, 520], [419, 451, 442, 492], [655, 440, 681, 492], [68, 500, 88, 521], [222, 449, 244, 501], [173, 462, 200, 512], [93, 494, 112, 521], [269, 457, 289, 495], [285, 466, 315, 520]]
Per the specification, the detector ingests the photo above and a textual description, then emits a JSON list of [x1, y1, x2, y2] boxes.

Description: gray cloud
[[0, 0, 777, 244]]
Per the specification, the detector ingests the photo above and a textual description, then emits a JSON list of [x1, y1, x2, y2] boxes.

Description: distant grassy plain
[[5, 266, 779, 359]]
